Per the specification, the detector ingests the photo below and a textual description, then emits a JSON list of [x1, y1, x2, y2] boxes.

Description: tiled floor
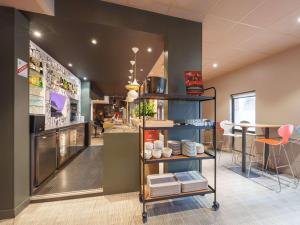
[[34, 146, 103, 195], [1, 152, 300, 225]]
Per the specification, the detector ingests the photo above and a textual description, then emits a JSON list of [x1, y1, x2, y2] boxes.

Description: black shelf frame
[[138, 87, 219, 223]]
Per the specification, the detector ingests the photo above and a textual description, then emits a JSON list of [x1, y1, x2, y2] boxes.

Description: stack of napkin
[[175, 171, 208, 192]]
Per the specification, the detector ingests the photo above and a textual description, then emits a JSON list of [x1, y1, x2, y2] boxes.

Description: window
[[231, 91, 256, 131]]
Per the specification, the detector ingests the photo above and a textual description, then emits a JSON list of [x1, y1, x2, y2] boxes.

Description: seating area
[[215, 121, 300, 192]]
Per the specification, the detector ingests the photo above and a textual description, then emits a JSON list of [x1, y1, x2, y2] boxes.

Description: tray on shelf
[[143, 185, 215, 202]]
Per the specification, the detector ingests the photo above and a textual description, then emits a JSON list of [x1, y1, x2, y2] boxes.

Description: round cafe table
[[236, 123, 282, 176]]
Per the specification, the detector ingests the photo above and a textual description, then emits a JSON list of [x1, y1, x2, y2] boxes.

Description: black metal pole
[[241, 127, 247, 172], [142, 98, 146, 216], [264, 128, 270, 169], [213, 88, 217, 204]]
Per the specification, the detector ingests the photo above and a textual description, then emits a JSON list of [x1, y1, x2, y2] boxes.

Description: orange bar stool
[[248, 124, 297, 192]]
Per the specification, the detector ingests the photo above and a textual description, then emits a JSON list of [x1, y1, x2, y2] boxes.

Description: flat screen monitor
[[50, 92, 66, 117]]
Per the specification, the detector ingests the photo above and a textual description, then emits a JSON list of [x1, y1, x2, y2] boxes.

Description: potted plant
[[135, 102, 156, 118]]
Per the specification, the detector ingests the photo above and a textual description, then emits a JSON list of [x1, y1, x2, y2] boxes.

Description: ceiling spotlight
[[83, 77, 87, 80], [91, 39, 98, 45], [147, 47, 152, 52], [132, 47, 139, 54], [68, 63, 73, 67], [129, 69, 134, 74], [33, 30, 42, 38], [130, 61, 135, 66], [128, 75, 132, 79], [212, 63, 218, 68], [140, 68, 144, 72], [297, 17, 300, 23]]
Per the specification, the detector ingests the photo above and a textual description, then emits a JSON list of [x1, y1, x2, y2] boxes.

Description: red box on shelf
[[144, 130, 159, 142], [184, 71, 204, 95]]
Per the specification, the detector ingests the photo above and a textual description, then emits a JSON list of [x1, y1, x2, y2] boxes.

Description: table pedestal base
[[228, 166, 260, 178]]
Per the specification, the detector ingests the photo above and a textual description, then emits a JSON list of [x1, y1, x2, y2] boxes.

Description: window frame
[[231, 91, 256, 134]]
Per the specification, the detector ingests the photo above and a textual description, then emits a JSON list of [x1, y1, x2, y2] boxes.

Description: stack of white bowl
[[167, 140, 181, 155], [182, 141, 197, 156], [144, 142, 153, 159], [153, 140, 163, 158]]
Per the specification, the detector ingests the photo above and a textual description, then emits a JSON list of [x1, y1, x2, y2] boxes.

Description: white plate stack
[[147, 174, 181, 197], [182, 141, 197, 156], [167, 140, 181, 155], [175, 171, 208, 193]]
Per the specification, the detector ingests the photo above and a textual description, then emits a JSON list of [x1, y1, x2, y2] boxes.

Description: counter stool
[[220, 120, 242, 164], [248, 124, 297, 192]]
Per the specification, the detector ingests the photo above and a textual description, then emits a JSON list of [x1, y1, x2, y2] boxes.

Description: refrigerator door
[[35, 132, 57, 186]]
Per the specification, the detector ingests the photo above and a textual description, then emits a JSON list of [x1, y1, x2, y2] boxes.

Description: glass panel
[[232, 93, 256, 131]]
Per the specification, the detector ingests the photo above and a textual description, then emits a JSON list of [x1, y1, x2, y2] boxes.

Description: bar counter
[[30, 122, 89, 193]]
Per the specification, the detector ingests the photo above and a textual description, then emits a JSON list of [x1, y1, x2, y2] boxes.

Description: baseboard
[[30, 188, 103, 203], [0, 198, 30, 219]]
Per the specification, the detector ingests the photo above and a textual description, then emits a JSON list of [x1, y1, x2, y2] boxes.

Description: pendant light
[[125, 47, 140, 93]]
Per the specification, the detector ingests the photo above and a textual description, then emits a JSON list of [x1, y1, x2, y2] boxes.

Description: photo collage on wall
[[29, 41, 81, 130]]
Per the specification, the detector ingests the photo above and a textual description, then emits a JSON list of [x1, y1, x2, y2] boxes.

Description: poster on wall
[[17, 58, 28, 78]]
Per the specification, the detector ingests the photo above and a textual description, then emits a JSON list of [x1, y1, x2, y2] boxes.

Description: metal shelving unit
[[138, 87, 219, 223]]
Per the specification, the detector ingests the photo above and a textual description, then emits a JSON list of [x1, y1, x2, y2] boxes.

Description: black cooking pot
[[146, 76, 167, 94]]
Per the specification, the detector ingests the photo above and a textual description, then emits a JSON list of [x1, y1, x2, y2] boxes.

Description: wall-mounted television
[[50, 92, 66, 117]]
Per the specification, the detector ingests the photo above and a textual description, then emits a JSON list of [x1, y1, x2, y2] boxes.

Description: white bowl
[[152, 149, 162, 159], [154, 140, 163, 149], [195, 143, 205, 154], [144, 149, 152, 159], [145, 142, 154, 150], [162, 147, 172, 158]]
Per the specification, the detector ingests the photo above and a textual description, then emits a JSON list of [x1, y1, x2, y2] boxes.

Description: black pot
[[147, 76, 167, 94]]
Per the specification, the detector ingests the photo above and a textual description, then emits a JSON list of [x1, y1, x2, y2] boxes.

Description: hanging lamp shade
[[131, 79, 139, 86], [127, 89, 138, 99], [125, 96, 134, 102], [125, 79, 140, 91]]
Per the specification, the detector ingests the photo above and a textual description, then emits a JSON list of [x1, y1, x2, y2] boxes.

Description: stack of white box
[[147, 174, 181, 197], [174, 171, 208, 192]]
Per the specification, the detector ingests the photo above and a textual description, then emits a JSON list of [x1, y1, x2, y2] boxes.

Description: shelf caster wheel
[[142, 212, 147, 223], [139, 193, 143, 203], [212, 201, 220, 211]]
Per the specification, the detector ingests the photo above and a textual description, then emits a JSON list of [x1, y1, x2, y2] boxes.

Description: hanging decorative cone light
[[125, 46, 140, 92], [132, 47, 139, 54]]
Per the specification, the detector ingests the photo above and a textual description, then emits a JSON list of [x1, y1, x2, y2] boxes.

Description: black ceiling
[[24, 12, 164, 97]]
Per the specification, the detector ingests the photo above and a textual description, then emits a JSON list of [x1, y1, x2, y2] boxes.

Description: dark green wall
[[0, 7, 30, 219], [81, 81, 91, 122]]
